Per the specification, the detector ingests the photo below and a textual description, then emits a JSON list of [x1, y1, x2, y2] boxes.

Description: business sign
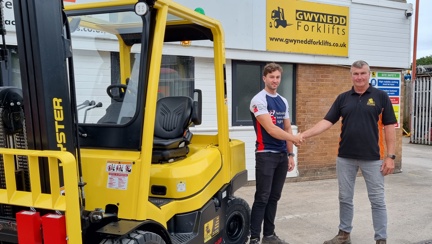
[[2, 0, 16, 32], [1, 0, 78, 32], [370, 71, 401, 128], [266, 0, 349, 57], [1, 0, 115, 39]]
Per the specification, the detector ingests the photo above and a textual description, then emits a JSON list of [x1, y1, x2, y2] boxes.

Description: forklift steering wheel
[[107, 84, 136, 102]]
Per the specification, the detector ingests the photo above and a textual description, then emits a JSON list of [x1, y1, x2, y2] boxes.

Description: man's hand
[[293, 132, 304, 147], [288, 156, 295, 172], [381, 158, 395, 176]]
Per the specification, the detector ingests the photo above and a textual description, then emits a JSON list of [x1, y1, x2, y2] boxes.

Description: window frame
[[231, 60, 296, 126]]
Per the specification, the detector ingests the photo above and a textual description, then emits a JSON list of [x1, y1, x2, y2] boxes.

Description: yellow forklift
[[0, 0, 250, 243]]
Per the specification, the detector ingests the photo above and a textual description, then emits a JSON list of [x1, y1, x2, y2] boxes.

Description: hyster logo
[[53, 98, 66, 151]]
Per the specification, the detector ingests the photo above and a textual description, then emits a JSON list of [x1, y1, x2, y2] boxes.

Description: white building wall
[[194, 58, 218, 128], [348, 2, 412, 67]]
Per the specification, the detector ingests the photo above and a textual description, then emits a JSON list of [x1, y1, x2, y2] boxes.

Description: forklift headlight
[[134, 2, 148, 16]]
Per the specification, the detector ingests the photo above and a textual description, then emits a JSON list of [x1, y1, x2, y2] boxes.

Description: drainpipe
[[409, 0, 420, 141], [411, 0, 419, 81]]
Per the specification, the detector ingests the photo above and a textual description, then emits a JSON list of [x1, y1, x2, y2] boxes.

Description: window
[[232, 61, 295, 126], [159, 56, 194, 99]]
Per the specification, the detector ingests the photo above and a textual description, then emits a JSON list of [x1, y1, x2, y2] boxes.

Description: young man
[[302, 60, 396, 244], [249, 62, 302, 244]]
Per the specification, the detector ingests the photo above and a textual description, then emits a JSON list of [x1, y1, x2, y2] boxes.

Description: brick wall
[[290, 64, 403, 182]]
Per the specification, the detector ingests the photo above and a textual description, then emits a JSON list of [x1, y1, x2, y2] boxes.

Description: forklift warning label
[[106, 161, 132, 190], [204, 216, 220, 243]]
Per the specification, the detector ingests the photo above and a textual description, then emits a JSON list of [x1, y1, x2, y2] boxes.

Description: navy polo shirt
[[324, 85, 397, 160]]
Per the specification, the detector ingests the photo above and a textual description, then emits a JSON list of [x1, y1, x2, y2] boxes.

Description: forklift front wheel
[[99, 230, 166, 244], [223, 197, 251, 244]]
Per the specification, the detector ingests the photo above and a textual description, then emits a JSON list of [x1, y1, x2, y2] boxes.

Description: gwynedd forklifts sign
[[266, 0, 349, 57]]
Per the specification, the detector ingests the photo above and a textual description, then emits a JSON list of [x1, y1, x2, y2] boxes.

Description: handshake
[[292, 132, 305, 147]]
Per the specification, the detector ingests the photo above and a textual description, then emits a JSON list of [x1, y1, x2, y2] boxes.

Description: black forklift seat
[[152, 96, 194, 163]]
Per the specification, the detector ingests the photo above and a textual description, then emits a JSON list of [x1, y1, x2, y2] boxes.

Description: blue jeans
[[336, 157, 387, 240], [250, 152, 288, 239]]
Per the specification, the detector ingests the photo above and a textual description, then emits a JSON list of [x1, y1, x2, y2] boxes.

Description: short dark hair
[[351, 60, 370, 72], [263, 62, 283, 76]]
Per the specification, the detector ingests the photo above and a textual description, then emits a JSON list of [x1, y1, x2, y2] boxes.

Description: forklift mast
[[13, 0, 76, 153]]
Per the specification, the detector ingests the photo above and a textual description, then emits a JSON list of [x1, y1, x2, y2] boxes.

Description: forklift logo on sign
[[269, 6, 292, 28]]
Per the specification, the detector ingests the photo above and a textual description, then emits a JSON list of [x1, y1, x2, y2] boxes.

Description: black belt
[[256, 151, 287, 155]]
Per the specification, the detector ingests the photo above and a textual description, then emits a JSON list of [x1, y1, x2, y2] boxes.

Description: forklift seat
[[152, 96, 194, 163]]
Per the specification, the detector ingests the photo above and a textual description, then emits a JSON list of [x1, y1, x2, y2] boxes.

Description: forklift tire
[[223, 197, 251, 244], [100, 230, 166, 244]]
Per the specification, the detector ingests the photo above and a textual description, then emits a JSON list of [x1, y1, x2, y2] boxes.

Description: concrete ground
[[236, 137, 432, 244]]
